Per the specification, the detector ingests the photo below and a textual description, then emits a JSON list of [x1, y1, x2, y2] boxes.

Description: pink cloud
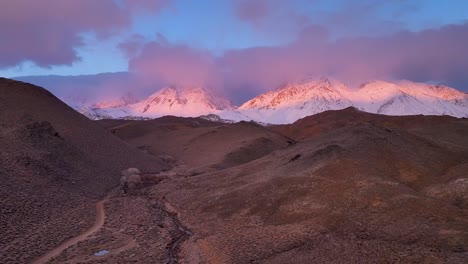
[[17, 22, 468, 105], [0, 0, 169, 68], [123, 0, 171, 12], [233, 0, 420, 40], [105, 23, 468, 103], [118, 34, 147, 59], [129, 41, 221, 88], [234, 0, 270, 24], [233, 0, 309, 42], [220, 23, 468, 94], [16, 72, 156, 105]]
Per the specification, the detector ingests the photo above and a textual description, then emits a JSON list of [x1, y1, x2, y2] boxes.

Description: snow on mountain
[[238, 77, 354, 124], [76, 79, 468, 124], [352, 81, 468, 118], [79, 86, 234, 120], [77, 106, 132, 120], [130, 86, 233, 116], [237, 78, 468, 124], [91, 94, 139, 109]]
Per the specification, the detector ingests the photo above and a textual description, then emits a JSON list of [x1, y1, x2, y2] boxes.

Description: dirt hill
[[152, 118, 468, 263], [98, 117, 294, 170], [0, 78, 172, 263], [273, 107, 468, 148]]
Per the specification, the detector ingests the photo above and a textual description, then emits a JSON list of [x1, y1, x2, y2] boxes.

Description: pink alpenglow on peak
[[133, 86, 233, 115], [79, 79, 468, 124], [239, 79, 468, 124], [80, 86, 234, 120]]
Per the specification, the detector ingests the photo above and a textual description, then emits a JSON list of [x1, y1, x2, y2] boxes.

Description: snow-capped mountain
[[79, 86, 234, 120], [66, 93, 140, 119], [239, 78, 468, 124], [76, 78, 468, 124], [238, 78, 468, 124], [91, 93, 139, 109], [239, 77, 353, 124], [131, 86, 232, 116], [353, 81, 468, 116]]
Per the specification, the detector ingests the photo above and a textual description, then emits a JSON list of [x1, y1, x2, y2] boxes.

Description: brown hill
[[98, 117, 294, 170], [148, 111, 468, 263], [273, 107, 468, 148], [0, 78, 172, 263]]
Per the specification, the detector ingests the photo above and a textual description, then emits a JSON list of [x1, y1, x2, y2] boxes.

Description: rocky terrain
[[89, 107, 468, 263], [0, 78, 172, 263], [99, 116, 294, 170], [1, 78, 467, 263]]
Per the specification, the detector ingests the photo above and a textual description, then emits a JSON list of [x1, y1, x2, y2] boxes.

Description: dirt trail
[[32, 198, 108, 264], [63, 230, 138, 264]]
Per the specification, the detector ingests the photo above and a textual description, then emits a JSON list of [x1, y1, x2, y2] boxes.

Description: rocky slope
[[0, 78, 172, 263], [92, 106, 468, 263]]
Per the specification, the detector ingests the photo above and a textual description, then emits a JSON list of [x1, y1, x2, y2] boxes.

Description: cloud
[[233, 0, 311, 43], [232, 0, 428, 40], [122, 0, 170, 11], [104, 22, 468, 103], [128, 40, 221, 88], [22, 22, 468, 106], [118, 34, 147, 59], [15, 72, 157, 105], [10, 5, 468, 106], [0, 0, 169, 68], [220, 22, 468, 93], [234, 0, 270, 24]]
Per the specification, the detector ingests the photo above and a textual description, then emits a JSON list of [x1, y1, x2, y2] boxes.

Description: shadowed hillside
[[273, 107, 468, 148], [0, 78, 172, 263], [98, 117, 295, 170], [152, 118, 468, 263]]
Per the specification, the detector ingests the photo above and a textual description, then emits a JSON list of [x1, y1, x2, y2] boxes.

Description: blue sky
[[1, 0, 467, 78], [1, 0, 468, 104]]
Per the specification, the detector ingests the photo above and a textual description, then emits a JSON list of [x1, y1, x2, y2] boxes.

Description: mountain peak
[[238, 79, 468, 124], [77, 79, 468, 123], [240, 77, 349, 111], [136, 85, 232, 115], [91, 94, 139, 109], [79, 85, 234, 119]]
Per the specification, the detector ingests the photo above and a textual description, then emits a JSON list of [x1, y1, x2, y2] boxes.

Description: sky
[[1, 0, 467, 105]]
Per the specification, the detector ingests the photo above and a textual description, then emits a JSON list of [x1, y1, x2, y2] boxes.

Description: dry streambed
[[35, 169, 193, 264]]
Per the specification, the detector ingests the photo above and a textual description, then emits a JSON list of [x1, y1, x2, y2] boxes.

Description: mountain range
[[75, 78, 468, 124]]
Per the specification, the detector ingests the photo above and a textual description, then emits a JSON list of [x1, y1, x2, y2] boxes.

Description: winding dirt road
[[32, 198, 108, 264]]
